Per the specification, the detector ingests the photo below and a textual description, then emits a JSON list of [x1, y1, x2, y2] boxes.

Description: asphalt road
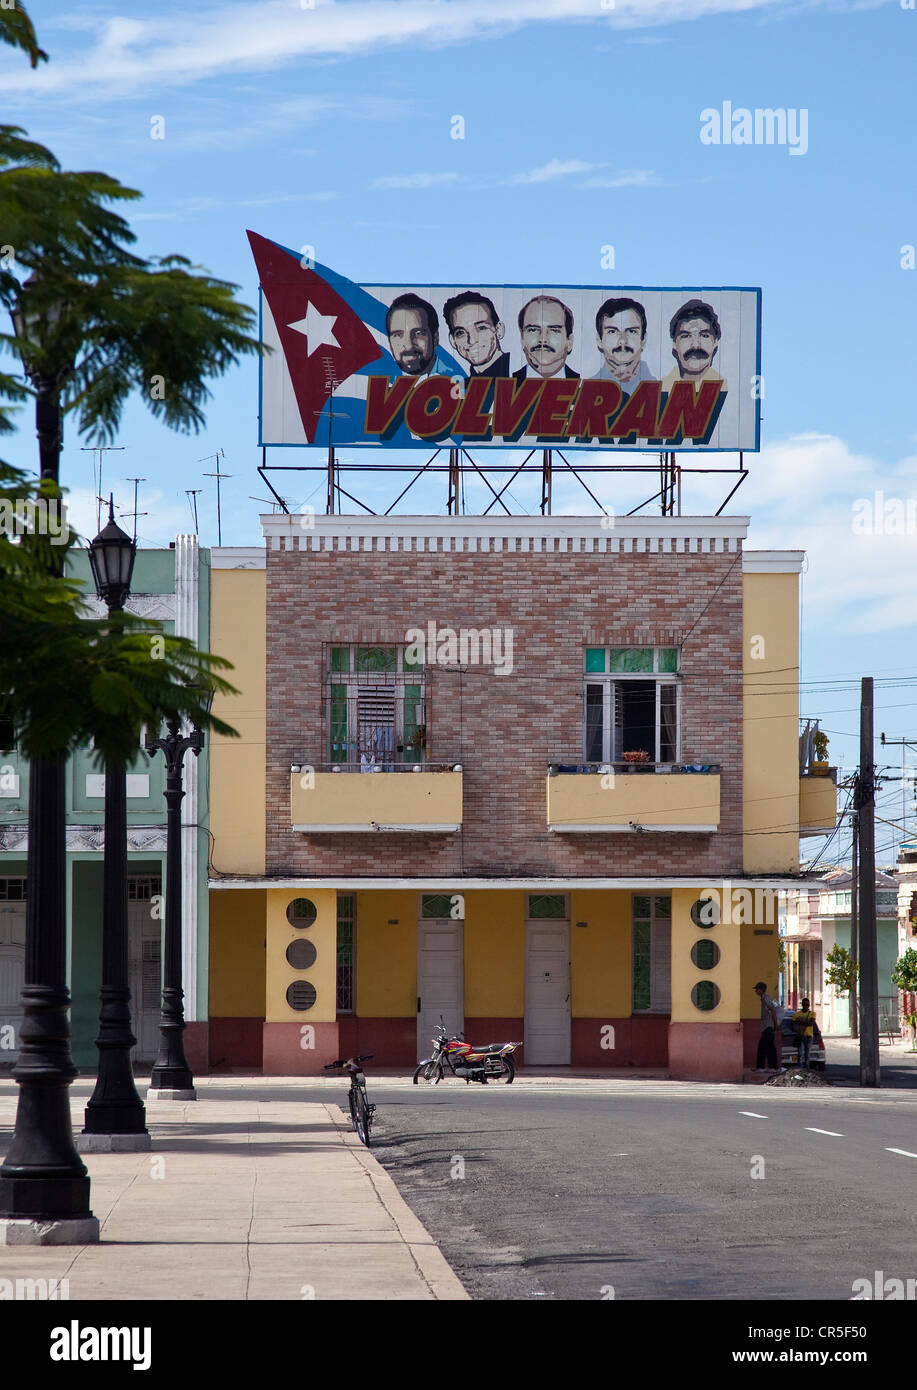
[[358, 1080, 917, 1301]]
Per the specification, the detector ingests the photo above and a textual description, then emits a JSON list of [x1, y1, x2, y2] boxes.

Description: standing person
[[792, 997, 817, 1070], [754, 980, 781, 1072]]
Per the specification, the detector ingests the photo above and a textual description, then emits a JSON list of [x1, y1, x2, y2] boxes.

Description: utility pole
[[850, 811, 858, 1039], [879, 734, 917, 860], [856, 677, 880, 1086]]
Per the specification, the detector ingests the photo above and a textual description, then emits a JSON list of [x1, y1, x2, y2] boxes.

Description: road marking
[[739, 1111, 768, 1119], [886, 1147, 917, 1159], [805, 1127, 844, 1137]]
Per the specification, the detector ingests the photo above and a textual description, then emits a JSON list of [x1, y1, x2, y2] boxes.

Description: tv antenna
[[81, 445, 125, 532], [123, 477, 147, 543], [185, 489, 202, 534], [200, 448, 232, 545]]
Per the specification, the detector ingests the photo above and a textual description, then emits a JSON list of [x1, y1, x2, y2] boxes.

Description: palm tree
[[0, 126, 259, 1234], [0, 3, 46, 68]]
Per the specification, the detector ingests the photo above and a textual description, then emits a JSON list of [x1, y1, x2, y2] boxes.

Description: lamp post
[[145, 687, 210, 1099], [78, 500, 150, 1150], [0, 274, 98, 1243]]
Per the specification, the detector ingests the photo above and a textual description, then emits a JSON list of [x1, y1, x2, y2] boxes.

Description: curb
[[323, 1103, 469, 1301]]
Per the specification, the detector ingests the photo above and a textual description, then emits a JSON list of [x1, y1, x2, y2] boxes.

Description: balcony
[[546, 763, 721, 832], [799, 769, 838, 837], [290, 764, 462, 833]]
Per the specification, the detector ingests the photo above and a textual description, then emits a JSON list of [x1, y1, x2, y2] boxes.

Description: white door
[[0, 892, 26, 1061], [128, 887, 162, 1062], [417, 920, 464, 1061], [525, 920, 571, 1064]]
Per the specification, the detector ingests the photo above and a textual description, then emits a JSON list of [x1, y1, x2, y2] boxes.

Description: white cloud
[[0, 0, 867, 99], [372, 173, 463, 189], [508, 158, 599, 184], [579, 169, 659, 188]]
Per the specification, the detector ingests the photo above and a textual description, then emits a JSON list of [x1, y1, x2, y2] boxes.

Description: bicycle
[[324, 1054, 375, 1146]]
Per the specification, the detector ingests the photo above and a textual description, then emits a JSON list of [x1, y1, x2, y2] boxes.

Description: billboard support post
[[541, 450, 552, 516]]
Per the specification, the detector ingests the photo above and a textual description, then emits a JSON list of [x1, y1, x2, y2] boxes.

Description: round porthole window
[[286, 897, 317, 929], [286, 939, 317, 970], [691, 980, 721, 1012], [690, 938, 720, 971], [690, 896, 720, 928], [286, 980, 317, 1011]]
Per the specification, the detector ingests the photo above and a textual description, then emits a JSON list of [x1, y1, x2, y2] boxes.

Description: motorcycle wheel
[[489, 1055, 515, 1084], [413, 1059, 443, 1085]]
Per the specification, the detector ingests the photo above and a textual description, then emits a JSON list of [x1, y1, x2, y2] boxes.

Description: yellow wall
[[671, 885, 742, 1023], [355, 890, 417, 1016], [570, 890, 631, 1016], [210, 569, 266, 875], [265, 888, 336, 1023], [743, 571, 800, 873], [209, 889, 266, 1017], [465, 891, 524, 1015]]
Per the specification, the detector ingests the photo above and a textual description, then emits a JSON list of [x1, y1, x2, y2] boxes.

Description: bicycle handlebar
[[324, 1054, 374, 1070]]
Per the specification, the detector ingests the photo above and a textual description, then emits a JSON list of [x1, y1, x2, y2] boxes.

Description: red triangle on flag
[[248, 231, 382, 443]]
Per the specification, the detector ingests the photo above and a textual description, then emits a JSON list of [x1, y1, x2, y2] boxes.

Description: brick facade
[[264, 531, 743, 878]]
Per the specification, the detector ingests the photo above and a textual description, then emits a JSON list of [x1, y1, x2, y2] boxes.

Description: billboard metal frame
[[257, 446, 749, 519]]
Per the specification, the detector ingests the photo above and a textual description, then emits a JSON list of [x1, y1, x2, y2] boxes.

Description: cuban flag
[[248, 231, 464, 447]]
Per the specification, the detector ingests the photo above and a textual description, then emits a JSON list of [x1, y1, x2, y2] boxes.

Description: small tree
[[825, 943, 858, 994], [891, 950, 917, 1038]]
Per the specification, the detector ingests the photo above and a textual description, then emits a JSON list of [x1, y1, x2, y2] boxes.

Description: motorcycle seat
[[473, 1043, 506, 1053]]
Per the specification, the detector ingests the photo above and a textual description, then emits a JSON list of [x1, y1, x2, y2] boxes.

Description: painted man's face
[[388, 307, 437, 375], [520, 299, 573, 377], [449, 302, 504, 367], [598, 309, 646, 383], [672, 316, 718, 378]]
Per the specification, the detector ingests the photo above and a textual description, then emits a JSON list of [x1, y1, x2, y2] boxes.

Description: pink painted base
[[262, 1022, 340, 1074], [668, 1021, 744, 1081], [183, 1022, 209, 1075]]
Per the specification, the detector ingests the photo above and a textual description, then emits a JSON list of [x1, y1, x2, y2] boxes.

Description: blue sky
[[2, 0, 916, 858]]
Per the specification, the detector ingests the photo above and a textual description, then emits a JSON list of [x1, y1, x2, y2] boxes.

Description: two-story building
[[205, 512, 837, 1081]]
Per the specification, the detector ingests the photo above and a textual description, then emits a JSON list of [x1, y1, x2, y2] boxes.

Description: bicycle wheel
[[350, 1084, 370, 1146], [413, 1059, 443, 1085]]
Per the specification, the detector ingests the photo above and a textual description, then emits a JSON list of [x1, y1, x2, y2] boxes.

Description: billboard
[[249, 232, 761, 453]]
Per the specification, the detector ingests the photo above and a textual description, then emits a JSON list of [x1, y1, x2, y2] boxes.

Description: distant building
[[781, 868, 899, 1033]]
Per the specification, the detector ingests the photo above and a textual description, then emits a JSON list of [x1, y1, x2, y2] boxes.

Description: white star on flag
[[287, 302, 340, 357]]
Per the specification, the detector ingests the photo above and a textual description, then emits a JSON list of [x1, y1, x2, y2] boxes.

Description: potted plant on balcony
[[810, 730, 830, 775], [622, 749, 652, 773]]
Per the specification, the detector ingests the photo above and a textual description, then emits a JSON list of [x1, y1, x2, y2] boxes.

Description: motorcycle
[[413, 1018, 520, 1085]]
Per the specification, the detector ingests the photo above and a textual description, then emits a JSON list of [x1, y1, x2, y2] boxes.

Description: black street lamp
[[0, 274, 97, 1242], [144, 687, 211, 1098], [79, 501, 149, 1148]]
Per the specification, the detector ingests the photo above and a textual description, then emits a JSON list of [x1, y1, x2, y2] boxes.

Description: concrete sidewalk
[[0, 1079, 468, 1301]]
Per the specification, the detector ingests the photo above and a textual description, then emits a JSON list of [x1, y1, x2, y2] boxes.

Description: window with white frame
[[584, 647, 679, 764], [327, 646, 425, 768]]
